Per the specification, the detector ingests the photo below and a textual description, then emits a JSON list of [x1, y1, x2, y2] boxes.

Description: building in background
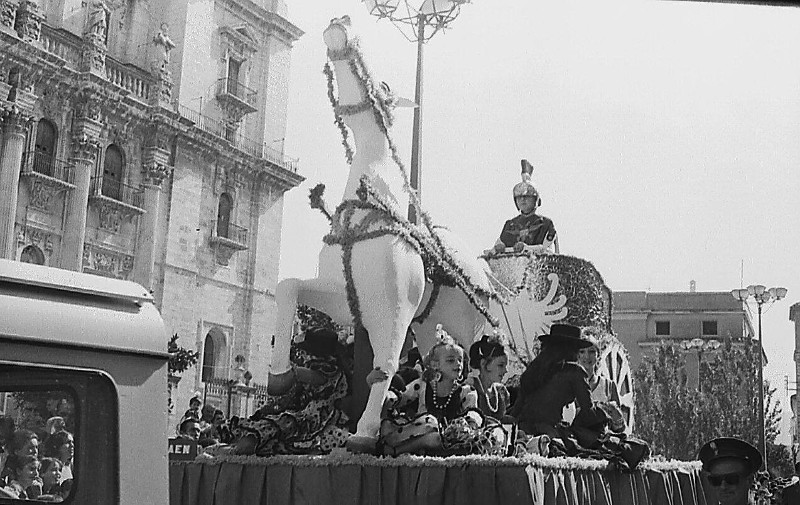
[[612, 287, 756, 388], [790, 303, 800, 458], [0, 0, 303, 426]]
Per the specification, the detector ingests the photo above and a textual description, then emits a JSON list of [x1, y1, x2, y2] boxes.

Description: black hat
[[296, 327, 339, 357], [698, 437, 762, 474], [538, 324, 592, 349]]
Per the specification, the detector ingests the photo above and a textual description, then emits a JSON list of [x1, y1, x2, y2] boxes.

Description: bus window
[[0, 364, 118, 504], [0, 389, 75, 502]]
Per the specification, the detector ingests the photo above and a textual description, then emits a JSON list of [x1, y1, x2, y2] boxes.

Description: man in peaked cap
[[698, 437, 762, 505], [494, 159, 557, 253]]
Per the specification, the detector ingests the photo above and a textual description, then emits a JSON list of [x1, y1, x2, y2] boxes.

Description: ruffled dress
[[379, 379, 507, 456], [231, 347, 350, 455]]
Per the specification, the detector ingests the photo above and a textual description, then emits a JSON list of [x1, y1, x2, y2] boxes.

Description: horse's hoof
[[346, 435, 377, 454]]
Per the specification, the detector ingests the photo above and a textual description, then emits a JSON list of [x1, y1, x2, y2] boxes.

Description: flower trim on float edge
[[185, 451, 701, 472]]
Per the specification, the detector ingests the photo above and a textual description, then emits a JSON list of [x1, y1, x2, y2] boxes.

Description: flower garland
[[322, 177, 499, 330], [184, 451, 701, 473], [323, 62, 354, 165]]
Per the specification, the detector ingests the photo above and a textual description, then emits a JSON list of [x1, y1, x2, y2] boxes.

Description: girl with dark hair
[[39, 457, 70, 500], [466, 334, 511, 422], [229, 327, 350, 456]]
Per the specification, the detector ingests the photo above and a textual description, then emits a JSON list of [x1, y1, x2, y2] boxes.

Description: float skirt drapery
[[169, 454, 710, 505]]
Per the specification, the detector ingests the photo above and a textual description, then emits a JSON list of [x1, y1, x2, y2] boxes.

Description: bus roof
[[0, 259, 168, 358]]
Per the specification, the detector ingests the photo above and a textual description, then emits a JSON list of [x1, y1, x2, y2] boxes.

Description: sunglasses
[[707, 472, 744, 487]]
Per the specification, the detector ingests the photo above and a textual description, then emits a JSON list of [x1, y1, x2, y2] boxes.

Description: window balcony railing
[[214, 221, 248, 249], [89, 176, 145, 211], [216, 78, 258, 110], [20, 151, 75, 186], [174, 103, 300, 174]]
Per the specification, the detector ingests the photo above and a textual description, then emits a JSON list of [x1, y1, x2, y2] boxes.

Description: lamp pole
[[732, 284, 788, 470], [363, 0, 470, 223], [408, 15, 424, 224]]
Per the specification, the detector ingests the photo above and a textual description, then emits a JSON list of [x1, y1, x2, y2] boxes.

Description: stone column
[[0, 108, 29, 259], [60, 127, 100, 271], [134, 149, 170, 289]]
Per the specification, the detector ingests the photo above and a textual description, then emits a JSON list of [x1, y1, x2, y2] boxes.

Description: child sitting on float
[[576, 333, 626, 433], [368, 326, 496, 456], [465, 334, 512, 423], [228, 327, 351, 456]]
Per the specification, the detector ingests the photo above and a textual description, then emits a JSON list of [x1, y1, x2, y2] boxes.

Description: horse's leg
[[269, 277, 350, 395], [346, 240, 425, 451], [268, 278, 303, 394]]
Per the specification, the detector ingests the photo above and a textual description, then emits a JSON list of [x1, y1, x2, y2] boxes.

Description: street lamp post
[[732, 284, 788, 470], [363, 0, 470, 223]]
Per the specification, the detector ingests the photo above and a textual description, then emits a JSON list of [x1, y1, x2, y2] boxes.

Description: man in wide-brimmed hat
[[698, 437, 762, 505], [511, 324, 593, 437]]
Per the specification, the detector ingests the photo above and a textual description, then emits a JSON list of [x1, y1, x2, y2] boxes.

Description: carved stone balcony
[[88, 176, 145, 233], [215, 78, 257, 119], [19, 151, 76, 212], [210, 221, 248, 265]]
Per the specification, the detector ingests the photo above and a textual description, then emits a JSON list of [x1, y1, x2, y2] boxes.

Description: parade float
[[168, 16, 711, 505]]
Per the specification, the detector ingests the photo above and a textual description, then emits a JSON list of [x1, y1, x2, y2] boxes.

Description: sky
[[277, 0, 800, 443]]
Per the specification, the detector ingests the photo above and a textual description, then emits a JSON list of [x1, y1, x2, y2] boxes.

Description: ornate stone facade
[[0, 0, 305, 427]]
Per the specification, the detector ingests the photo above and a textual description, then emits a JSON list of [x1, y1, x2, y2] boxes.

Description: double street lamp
[[363, 0, 471, 223], [731, 284, 788, 469]]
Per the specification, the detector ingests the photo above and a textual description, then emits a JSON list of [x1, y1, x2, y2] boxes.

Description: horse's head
[[323, 16, 354, 58]]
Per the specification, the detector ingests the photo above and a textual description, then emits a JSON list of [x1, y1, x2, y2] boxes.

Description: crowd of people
[[0, 416, 74, 501], [175, 397, 234, 450]]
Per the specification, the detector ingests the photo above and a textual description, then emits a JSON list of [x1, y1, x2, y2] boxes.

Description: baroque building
[[0, 0, 303, 421]]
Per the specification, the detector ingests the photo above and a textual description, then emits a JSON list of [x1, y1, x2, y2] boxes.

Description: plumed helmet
[[512, 159, 541, 208]]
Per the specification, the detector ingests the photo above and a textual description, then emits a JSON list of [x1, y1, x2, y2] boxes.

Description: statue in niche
[[87, 0, 109, 43], [153, 23, 175, 68]]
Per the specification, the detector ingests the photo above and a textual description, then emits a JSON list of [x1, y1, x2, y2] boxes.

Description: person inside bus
[[1, 429, 39, 483], [39, 457, 69, 501], [43, 430, 74, 484], [1, 454, 42, 500]]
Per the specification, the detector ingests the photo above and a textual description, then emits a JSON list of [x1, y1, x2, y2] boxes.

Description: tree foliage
[[9, 391, 75, 436], [168, 333, 199, 376], [633, 336, 793, 476]]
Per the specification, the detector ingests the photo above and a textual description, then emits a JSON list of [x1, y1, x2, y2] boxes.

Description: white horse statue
[[268, 16, 499, 452]]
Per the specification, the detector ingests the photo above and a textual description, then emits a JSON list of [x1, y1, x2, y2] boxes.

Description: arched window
[[102, 145, 124, 200], [34, 120, 57, 176], [217, 193, 233, 239], [19, 245, 45, 265], [201, 334, 216, 382]]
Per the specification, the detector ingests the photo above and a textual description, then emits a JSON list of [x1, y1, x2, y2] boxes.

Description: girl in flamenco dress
[[371, 326, 507, 456], [465, 334, 512, 423], [229, 328, 351, 456]]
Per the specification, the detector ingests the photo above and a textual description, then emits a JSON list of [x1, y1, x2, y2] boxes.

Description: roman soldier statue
[[494, 159, 557, 253]]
